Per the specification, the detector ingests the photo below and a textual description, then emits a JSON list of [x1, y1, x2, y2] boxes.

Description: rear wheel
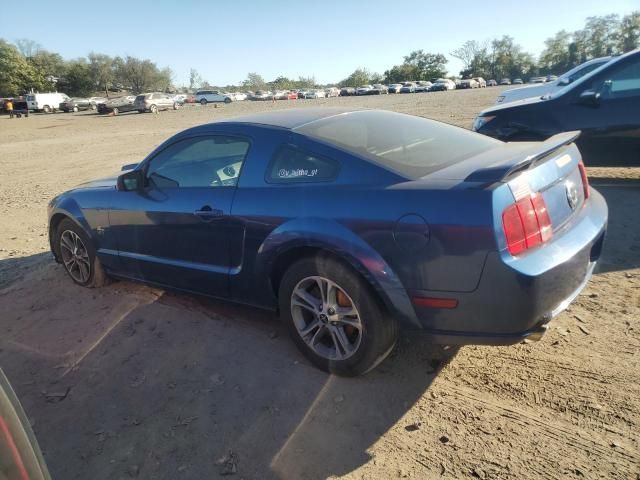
[[56, 219, 108, 288], [200, 99, 207, 106], [279, 256, 398, 376], [72, 106, 79, 112], [173, 102, 180, 110], [224, 97, 232, 104], [43, 105, 51, 113], [112, 107, 119, 115], [149, 104, 158, 114]]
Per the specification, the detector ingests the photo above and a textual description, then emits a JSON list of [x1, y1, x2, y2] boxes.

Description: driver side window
[[595, 58, 640, 99], [146, 136, 250, 189]]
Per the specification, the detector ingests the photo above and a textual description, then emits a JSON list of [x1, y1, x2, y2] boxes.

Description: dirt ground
[[0, 89, 638, 480]]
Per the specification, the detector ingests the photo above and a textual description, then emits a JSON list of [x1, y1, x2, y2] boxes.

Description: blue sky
[[3, 0, 637, 86]]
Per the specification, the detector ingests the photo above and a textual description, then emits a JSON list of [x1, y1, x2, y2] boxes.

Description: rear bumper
[[406, 188, 608, 345]]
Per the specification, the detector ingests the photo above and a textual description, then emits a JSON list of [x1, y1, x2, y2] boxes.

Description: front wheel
[[43, 105, 51, 113], [173, 102, 180, 110], [200, 99, 207, 106], [224, 97, 232, 104], [149, 104, 158, 114], [279, 256, 398, 376], [112, 107, 119, 115], [72, 106, 79, 112], [56, 218, 108, 288]]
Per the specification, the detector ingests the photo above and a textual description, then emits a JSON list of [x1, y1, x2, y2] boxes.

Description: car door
[[109, 134, 250, 297], [562, 54, 640, 164]]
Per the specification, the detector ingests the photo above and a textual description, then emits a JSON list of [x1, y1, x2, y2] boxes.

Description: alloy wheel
[[59, 230, 91, 283], [290, 276, 363, 360]]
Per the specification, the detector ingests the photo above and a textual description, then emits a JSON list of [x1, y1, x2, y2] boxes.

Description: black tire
[[43, 105, 51, 113], [200, 99, 207, 105], [279, 255, 398, 376], [149, 104, 158, 114], [56, 218, 108, 288], [224, 97, 232, 104], [112, 107, 119, 115]]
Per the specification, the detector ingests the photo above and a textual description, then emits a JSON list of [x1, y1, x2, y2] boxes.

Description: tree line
[[451, 12, 639, 80], [1, 11, 637, 97], [0, 39, 173, 97]]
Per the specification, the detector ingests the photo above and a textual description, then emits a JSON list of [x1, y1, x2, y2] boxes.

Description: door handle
[[194, 205, 223, 221]]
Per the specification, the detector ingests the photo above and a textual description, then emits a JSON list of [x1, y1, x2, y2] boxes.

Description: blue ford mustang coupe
[[48, 108, 608, 375]]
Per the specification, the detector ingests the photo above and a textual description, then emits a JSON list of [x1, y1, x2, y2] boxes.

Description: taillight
[[502, 193, 552, 256], [578, 160, 590, 199]]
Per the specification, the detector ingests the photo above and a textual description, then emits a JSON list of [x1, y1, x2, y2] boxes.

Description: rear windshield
[[295, 110, 500, 178]]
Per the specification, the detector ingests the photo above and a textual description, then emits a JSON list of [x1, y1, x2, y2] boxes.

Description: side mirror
[[121, 162, 139, 171], [117, 170, 143, 191], [578, 89, 600, 106]]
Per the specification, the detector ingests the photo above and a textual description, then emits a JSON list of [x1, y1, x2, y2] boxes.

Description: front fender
[[48, 195, 95, 260], [256, 217, 421, 329]]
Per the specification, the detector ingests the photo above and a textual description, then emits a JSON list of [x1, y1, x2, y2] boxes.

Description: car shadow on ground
[[590, 179, 640, 274], [0, 263, 457, 480]]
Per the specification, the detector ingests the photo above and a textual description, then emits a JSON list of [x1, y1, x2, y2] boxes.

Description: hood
[[71, 175, 119, 191], [479, 94, 550, 116]]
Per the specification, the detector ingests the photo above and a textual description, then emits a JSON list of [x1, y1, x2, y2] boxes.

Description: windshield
[[295, 110, 499, 179]]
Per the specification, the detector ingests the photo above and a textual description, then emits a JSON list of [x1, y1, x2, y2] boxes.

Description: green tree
[[539, 30, 572, 74], [113, 56, 168, 94], [619, 11, 640, 52], [296, 76, 316, 88], [403, 50, 448, 80], [0, 39, 48, 95], [269, 76, 293, 90], [60, 60, 94, 96], [341, 68, 371, 87], [583, 15, 621, 57], [383, 63, 417, 83], [242, 72, 266, 90], [88, 53, 113, 96], [29, 50, 66, 80]]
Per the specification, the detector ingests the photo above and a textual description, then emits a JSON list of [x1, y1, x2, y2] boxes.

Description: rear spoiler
[[465, 131, 581, 183]]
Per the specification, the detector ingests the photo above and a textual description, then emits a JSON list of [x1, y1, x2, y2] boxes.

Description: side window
[[146, 136, 250, 188], [597, 59, 640, 99], [267, 146, 339, 183]]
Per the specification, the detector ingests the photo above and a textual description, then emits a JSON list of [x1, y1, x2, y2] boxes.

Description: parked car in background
[[89, 96, 107, 105], [400, 82, 416, 93], [195, 90, 233, 104], [459, 78, 479, 89], [496, 57, 612, 104], [473, 77, 487, 88], [356, 85, 374, 95], [529, 76, 547, 83], [547, 75, 558, 82], [48, 108, 607, 376], [473, 48, 640, 164], [272, 90, 289, 100], [182, 94, 196, 103], [26, 92, 70, 113], [487, 79, 498, 86], [252, 90, 273, 101], [59, 97, 96, 112], [325, 87, 340, 97], [173, 93, 188, 104], [304, 89, 327, 99], [388, 83, 403, 93], [97, 95, 137, 115], [286, 91, 298, 100], [135, 92, 180, 113], [340, 87, 356, 96], [415, 81, 432, 92], [431, 78, 456, 91], [499, 78, 512, 85], [513, 78, 524, 84], [371, 84, 389, 94]]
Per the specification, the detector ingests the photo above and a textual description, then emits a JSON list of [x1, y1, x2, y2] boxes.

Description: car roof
[[214, 107, 359, 129]]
